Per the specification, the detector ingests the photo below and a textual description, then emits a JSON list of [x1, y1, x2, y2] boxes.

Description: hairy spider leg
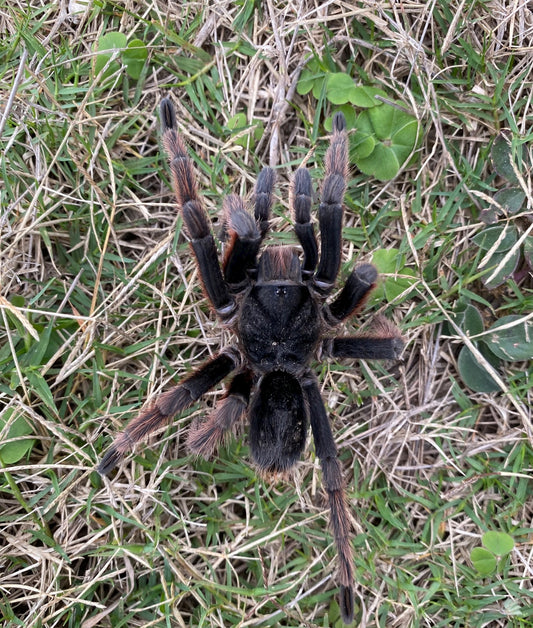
[[98, 349, 240, 475], [291, 167, 318, 279], [222, 194, 263, 289], [254, 166, 275, 239], [187, 370, 252, 457], [314, 112, 349, 294], [323, 263, 378, 325], [303, 375, 355, 625], [222, 167, 274, 290], [160, 98, 236, 321], [323, 315, 404, 360]]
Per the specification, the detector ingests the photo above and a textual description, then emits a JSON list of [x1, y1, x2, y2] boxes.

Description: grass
[[1, 1, 532, 626]]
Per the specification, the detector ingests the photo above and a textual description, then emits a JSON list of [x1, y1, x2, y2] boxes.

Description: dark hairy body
[[99, 97, 404, 624]]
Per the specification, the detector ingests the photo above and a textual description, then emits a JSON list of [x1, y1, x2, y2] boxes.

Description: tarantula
[[98, 97, 404, 624]]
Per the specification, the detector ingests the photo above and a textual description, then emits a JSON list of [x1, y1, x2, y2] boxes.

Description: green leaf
[[20, 321, 54, 368], [470, 547, 497, 575], [524, 235, 533, 268], [348, 86, 387, 108], [457, 344, 500, 393], [482, 248, 520, 289], [367, 104, 394, 139], [25, 370, 58, 413], [354, 109, 374, 135], [94, 32, 127, 78], [297, 66, 325, 95], [472, 225, 519, 288], [491, 133, 519, 183], [227, 112, 246, 131], [370, 250, 415, 302], [494, 187, 526, 214], [123, 39, 148, 80], [227, 114, 263, 149], [372, 249, 404, 274], [349, 131, 375, 160], [485, 315, 533, 362], [472, 225, 518, 253], [356, 142, 400, 181], [326, 72, 356, 105], [97, 31, 127, 53], [482, 531, 514, 556], [351, 105, 420, 181], [0, 411, 35, 465], [391, 117, 420, 163], [384, 268, 417, 302], [453, 303, 484, 336]]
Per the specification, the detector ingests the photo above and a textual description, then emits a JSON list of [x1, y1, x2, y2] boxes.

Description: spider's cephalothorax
[[98, 97, 404, 624]]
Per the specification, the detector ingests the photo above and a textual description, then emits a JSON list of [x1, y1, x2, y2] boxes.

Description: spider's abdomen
[[238, 283, 320, 374]]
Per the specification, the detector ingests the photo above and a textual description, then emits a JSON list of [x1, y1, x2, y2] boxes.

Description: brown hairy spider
[[99, 97, 404, 624]]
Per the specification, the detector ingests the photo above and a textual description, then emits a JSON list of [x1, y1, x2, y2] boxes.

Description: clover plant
[[297, 60, 421, 181], [447, 301, 533, 393], [470, 531, 515, 576], [226, 113, 264, 150], [94, 32, 148, 81], [474, 132, 533, 288]]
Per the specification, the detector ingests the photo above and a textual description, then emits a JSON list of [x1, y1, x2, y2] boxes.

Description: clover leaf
[[94, 32, 127, 79], [0, 410, 35, 465], [122, 39, 148, 80], [353, 105, 420, 181], [484, 315, 533, 362], [470, 531, 514, 576], [226, 113, 264, 149], [94, 32, 147, 81]]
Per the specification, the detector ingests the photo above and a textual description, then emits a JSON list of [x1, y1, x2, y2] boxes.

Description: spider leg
[[314, 112, 348, 294], [254, 166, 275, 239], [323, 315, 404, 360], [160, 98, 236, 320], [291, 168, 318, 278], [323, 263, 378, 325], [187, 370, 252, 457], [222, 167, 274, 290], [98, 348, 240, 475], [303, 375, 354, 624]]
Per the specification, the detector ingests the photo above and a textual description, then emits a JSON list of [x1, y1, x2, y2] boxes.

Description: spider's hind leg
[[98, 348, 240, 475], [187, 371, 252, 458], [323, 315, 404, 361], [303, 374, 355, 625]]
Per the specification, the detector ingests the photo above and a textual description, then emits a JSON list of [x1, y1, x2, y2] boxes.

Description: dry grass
[[1, 1, 532, 627]]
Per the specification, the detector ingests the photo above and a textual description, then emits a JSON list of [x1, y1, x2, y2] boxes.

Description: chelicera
[[99, 96, 404, 623]]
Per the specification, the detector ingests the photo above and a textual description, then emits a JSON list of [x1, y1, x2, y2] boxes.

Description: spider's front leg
[[315, 112, 348, 294], [160, 98, 236, 321], [98, 348, 240, 474], [323, 263, 378, 326], [291, 167, 318, 279], [222, 167, 274, 290], [303, 374, 355, 624]]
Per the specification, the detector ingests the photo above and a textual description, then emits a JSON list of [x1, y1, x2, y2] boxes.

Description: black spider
[[98, 97, 404, 624]]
